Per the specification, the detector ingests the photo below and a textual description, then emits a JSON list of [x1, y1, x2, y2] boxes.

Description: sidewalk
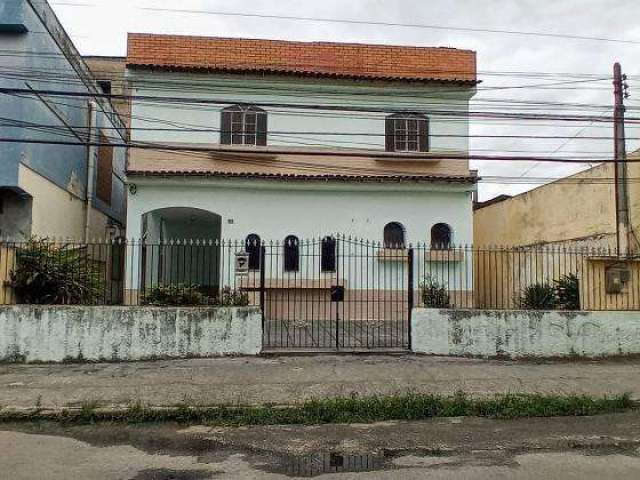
[[1, 355, 639, 409]]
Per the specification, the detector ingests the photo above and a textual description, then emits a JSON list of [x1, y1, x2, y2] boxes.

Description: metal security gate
[[261, 237, 413, 351]]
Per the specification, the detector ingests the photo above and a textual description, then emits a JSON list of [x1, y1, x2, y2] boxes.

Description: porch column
[[124, 205, 144, 305]]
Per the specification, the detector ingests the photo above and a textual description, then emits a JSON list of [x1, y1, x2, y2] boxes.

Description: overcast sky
[[50, 0, 640, 200]]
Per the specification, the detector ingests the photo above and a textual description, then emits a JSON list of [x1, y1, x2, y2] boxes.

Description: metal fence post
[[259, 245, 266, 328], [407, 247, 414, 350]]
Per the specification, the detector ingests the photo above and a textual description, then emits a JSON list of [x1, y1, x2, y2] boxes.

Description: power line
[[0, 67, 620, 111], [2, 87, 637, 123], [0, 117, 632, 142], [126, 147, 640, 184], [1, 116, 633, 183], [0, 49, 619, 79], [47, 1, 640, 45], [0, 111, 622, 160], [0, 120, 614, 158], [0, 136, 626, 163]]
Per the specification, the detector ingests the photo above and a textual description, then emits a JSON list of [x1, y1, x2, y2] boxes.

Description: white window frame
[[230, 106, 259, 146]]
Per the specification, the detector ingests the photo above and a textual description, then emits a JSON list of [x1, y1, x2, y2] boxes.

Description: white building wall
[[124, 71, 476, 296], [127, 72, 472, 153], [127, 178, 473, 243], [125, 178, 474, 292]]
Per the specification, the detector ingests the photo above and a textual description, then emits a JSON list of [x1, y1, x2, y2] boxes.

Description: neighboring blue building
[[0, 0, 126, 240]]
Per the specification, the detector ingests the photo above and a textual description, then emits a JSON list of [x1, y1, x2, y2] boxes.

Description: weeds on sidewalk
[[1, 392, 633, 426]]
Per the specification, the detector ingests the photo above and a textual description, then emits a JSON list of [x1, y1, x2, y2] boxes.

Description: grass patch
[[1, 392, 633, 426]]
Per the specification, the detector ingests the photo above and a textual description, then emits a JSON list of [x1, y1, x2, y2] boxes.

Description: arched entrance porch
[[140, 207, 222, 296]]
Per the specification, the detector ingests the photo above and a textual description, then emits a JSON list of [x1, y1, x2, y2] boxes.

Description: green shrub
[[554, 274, 580, 310], [219, 286, 250, 307], [10, 238, 105, 305], [141, 284, 211, 306], [421, 275, 450, 308], [518, 275, 581, 311], [141, 284, 249, 307], [518, 282, 556, 310]]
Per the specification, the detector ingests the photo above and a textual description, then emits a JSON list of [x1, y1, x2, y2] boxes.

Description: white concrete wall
[[125, 177, 474, 291], [412, 308, 640, 358], [127, 178, 474, 243], [127, 71, 473, 153], [0, 306, 262, 363]]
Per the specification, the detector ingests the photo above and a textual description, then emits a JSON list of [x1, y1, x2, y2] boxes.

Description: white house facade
[[122, 35, 478, 347], [125, 34, 478, 245]]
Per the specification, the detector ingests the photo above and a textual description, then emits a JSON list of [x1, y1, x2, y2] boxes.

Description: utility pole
[[613, 62, 630, 256]]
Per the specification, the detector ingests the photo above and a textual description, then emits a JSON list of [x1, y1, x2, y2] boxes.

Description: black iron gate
[[261, 237, 413, 351]]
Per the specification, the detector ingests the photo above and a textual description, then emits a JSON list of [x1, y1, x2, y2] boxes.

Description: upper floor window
[[220, 105, 267, 146], [384, 222, 406, 249], [385, 114, 429, 153], [245, 234, 262, 270], [431, 223, 452, 249], [284, 235, 300, 272]]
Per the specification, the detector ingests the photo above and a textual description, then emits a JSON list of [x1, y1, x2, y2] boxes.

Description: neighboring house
[[473, 151, 640, 311], [474, 150, 640, 251], [0, 0, 127, 240], [84, 56, 131, 133]]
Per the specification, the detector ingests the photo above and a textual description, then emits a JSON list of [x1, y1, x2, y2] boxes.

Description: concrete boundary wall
[[0, 306, 262, 363], [412, 308, 640, 359]]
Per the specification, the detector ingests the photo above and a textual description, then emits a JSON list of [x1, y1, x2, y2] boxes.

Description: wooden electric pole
[[613, 62, 630, 256]]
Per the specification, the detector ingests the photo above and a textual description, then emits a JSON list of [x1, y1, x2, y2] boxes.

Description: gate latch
[[331, 285, 345, 302]]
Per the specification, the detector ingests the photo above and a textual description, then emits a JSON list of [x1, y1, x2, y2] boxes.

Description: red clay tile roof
[[126, 33, 477, 83], [127, 169, 477, 184]]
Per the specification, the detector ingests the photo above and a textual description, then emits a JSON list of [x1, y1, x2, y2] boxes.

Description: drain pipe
[[84, 101, 97, 242]]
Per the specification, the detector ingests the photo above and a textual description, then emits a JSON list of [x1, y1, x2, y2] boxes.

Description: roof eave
[[125, 170, 479, 185], [125, 63, 480, 86]]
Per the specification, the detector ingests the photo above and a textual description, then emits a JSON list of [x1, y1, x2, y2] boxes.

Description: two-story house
[[0, 0, 127, 240], [123, 34, 478, 345], [125, 34, 477, 244]]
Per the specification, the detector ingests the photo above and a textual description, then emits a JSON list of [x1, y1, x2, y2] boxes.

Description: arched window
[[245, 234, 261, 270], [284, 235, 300, 272], [431, 223, 452, 249], [385, 114, 428, 153], [220, 105, 267, 146], [384, 222, 406, 249], [321, 236, 336, 272]]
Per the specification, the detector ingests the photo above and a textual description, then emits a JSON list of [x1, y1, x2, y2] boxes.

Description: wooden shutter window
[[418, 117, 429, 152], [256, 111, 267, 146], [385, 116, 395, 152], [220, 109, 232, 145], [96, 133, 113, 205]]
